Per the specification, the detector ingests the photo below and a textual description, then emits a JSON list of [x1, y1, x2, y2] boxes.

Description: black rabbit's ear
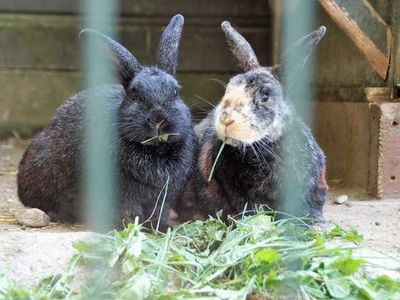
[[79, 29, 141, 89], [221, 21, 260, 72], [274, 26, 326, 79], [155, 14, 184, 76]]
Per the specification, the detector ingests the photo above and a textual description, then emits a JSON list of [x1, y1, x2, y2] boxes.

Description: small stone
[[375, 221, 381, 226], [15, 208, 50, 228], [21, 225, 27, 230], [334, 194, 348, 205]]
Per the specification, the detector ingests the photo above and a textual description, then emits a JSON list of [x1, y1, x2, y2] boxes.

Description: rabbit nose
[[220, 113, 234, 127], [155, 120, 165, 131], [148, 117, 166, 134], [148, 115, 165, 126]]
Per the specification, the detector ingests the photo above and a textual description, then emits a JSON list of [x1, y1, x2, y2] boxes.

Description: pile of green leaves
[[1, 213, 400, 299]]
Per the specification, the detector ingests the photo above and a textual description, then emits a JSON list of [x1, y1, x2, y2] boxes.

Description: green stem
[[208, 140, 226, 182], [141, 133, 180, 144]]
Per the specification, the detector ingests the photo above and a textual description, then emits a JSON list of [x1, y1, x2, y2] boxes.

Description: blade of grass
[[208, 140, 226, 182], [156, 172, 169, 233]]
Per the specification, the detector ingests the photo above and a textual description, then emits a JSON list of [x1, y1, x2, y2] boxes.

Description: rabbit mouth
[[141, 133, 180, 145], [225, 137, 241, 147]]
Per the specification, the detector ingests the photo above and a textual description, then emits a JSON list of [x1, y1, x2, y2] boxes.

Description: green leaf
[[127, 231, 146, 258], [72, 240, 90, 253], [159, 134, 169, 142], [350, 277, 377, 300], [116, 272, 152, 300], [255, 248, 281, 264], [325, 226, 363, 244], [326, 277, 351, 299], [243, 214, 273, 227], [344, 230, 364, 244], [314, 234, 325, 247], [374, 275, 400, 292], [121, 257, 138, 274], [268, 269, 278, 281], [301, 284, 327, 299], [333, 256, 366, 275]]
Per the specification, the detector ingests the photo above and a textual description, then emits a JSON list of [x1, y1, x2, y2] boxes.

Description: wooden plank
[[392, 0, 400, 85], [0, 0, 270, 18], [0, 69, 229, 138], [368, 103, 380, 196], [315, 87, 392, 102], [313, 102, 372, 189], [0, 70, 81, 138], [271, 0, 281, 65], [0, 0, 79, 14], [368, 103, 400, 198], [0, 14, 271, 72], [315, 6, 386, 87], [318, 0, 392, 79]]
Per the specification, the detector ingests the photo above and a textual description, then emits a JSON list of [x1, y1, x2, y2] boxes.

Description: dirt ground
[[0, 139, 399, 288]]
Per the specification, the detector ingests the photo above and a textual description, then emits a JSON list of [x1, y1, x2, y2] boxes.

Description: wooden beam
[[271, 0, 282, 65], [315, 87, 392, 102], [319, 0, 392, 80], [368, 102, 400, 198], [0, 0, 270, 18]]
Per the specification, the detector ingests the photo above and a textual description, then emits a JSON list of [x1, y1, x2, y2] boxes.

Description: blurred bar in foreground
[[82, 0, 119, 231]]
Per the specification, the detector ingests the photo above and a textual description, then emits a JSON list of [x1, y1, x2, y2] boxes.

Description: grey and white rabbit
[[179, 22, 328, 222], [17, 14, 196, 229]]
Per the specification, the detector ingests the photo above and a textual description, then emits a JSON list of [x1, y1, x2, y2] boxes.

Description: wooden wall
[[0, 0, 272, 138], [271, 0, 398, 194], [312, 0, 398, 193]]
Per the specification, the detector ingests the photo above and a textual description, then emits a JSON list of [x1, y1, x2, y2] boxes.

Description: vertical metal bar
[[280, 2, 317, 295], [81, 1, 119, 298], [82, 0, 119, 231], [282, 0, 318, 218], [280, 0, 317, 220], [281, 0, 316, 123]]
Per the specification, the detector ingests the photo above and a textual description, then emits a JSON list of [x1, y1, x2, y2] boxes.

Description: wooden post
[[319, 0, 392, 80], [368, 102, 400, 198], [271, 0, 281, 65]]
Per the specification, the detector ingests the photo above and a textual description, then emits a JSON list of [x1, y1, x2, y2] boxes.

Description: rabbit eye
[[129, 88, 138, 100], [260, 91, 270, 103]]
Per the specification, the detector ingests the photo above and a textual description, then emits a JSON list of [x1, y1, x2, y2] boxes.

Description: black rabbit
[[179, 22, 328, 222], [17, 15, 196, 229]]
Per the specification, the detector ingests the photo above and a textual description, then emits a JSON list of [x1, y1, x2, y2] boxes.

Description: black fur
[[17, 15, 196, 229]]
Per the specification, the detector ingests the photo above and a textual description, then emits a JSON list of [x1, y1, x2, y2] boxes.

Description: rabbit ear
[[155, 14, 184, 76], [221, 21, 260, 72], [79, 29, 141, 89], [275, 26, 326, 79]]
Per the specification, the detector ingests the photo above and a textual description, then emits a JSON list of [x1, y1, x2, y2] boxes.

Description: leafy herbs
[[1, 213, 400, 299]]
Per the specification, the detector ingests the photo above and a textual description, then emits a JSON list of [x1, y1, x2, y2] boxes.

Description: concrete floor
[[0, 139, 399, 287]]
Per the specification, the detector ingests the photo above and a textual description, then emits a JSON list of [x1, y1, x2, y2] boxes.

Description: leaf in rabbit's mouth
[[208, 139, 226, 182], [141, 133, 180, 145]]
